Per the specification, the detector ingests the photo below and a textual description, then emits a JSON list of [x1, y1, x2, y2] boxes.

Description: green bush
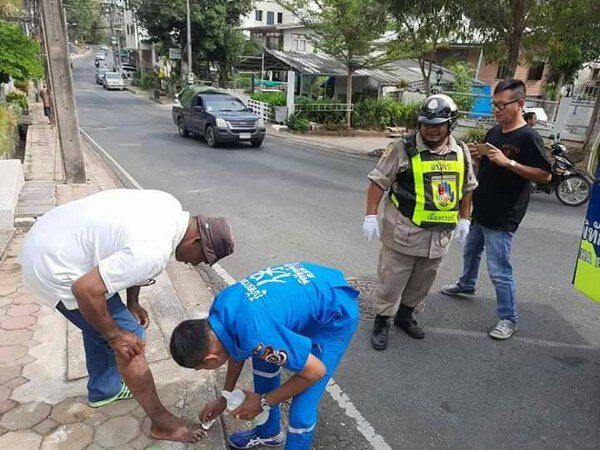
[[250, 91, 286, 107], [353, 98, 419, 130], [462, 127, 487, 143], [133, 70, 155, 90], [13, 79, 29, 92], [287, 115, 310, 133], [0, 104, 19, 159], [295, 97, 346, 125], [6, 91, 28, 112]]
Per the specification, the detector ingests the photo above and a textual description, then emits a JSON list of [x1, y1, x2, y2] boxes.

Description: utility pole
[[186, 0, 193, 83], [108, 2, 117, 70], [39, 0, 86, 183]]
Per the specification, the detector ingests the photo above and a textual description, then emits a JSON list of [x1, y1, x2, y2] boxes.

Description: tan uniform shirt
[[368, 133, 478, 259]]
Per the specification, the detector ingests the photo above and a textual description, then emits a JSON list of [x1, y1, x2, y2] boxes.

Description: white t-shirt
[[20, 189, 190, 310]]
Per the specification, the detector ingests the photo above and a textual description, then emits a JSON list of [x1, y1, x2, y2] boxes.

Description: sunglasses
[[491, 98, 521, 111]]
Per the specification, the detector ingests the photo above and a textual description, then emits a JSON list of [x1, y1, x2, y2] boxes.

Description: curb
[[267, 130, 380, 161], [80, 125, 231, 448]]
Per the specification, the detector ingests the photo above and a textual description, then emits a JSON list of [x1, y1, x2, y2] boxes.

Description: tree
[[131, 0, 253, 85], [526, 0, 600, 99], [279, 0, 388, 127], [448, 61, 475, 111], [0, 20, 44, 83], [384, 0, 469, 96], [465, 0, 546, 79], [64, 0, 102, 43]]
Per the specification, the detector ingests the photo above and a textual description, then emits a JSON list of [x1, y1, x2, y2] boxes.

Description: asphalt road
[[76, 56, 600, 449]]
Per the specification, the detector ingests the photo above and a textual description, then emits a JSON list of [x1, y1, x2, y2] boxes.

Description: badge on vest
[[253, 343, 289, 366], [431, 175, 458, 210]]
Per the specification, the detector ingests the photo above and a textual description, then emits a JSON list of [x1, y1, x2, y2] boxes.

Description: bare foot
[[149, 413, 206, 442]]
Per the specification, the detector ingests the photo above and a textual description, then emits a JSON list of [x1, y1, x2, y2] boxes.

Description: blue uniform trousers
[[253, 317, 358, 449], [56, 294, 146, 402]]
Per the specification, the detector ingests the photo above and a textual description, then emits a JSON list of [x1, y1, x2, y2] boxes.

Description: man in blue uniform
[[169, 262, 359, 449]]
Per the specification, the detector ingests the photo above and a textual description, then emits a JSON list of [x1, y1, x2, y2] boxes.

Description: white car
[[103, 72, 125, 90], [95, 53, 106, 61]]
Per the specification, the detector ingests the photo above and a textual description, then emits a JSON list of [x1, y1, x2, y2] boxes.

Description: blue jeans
[[252, 292, 359, 450], [57, 294, 146, 402], [458, 222, 519, 322]]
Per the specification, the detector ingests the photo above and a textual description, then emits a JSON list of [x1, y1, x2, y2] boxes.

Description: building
[[431, 45, 549, 97]]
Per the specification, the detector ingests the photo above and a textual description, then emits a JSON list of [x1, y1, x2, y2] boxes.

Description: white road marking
[[81, 120, 392, 450]]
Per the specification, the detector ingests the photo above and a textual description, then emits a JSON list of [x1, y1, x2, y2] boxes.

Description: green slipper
[[89, 381, 133, 408]]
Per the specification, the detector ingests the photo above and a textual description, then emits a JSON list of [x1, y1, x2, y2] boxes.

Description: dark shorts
[[43, 106, 51, 117]]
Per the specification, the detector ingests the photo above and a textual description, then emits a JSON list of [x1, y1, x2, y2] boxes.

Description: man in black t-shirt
[[442, 79, 551, 340]]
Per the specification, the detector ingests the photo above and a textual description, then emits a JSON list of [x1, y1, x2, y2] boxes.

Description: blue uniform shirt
[[207, 262, 359, 373]]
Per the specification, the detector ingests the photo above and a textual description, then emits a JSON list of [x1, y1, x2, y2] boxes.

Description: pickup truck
[[172, 86, 266, 148]]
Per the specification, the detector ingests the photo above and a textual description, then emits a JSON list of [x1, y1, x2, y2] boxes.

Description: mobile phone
[[474, 143, 490, 156]]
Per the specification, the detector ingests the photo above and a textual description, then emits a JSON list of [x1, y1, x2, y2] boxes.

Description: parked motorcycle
[[531, 134, 594, 207]]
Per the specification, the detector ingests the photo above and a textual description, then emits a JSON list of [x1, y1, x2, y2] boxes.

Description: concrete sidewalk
[[0, 102, 228, 449], [267, 127, 394, 159]]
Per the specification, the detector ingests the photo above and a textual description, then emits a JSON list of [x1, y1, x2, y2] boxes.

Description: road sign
[[111, 37, 117, 45], [573, 167, 600, 302], [169, 48, 182, 60]]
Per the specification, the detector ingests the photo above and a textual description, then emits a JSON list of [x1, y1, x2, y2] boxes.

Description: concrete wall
[[0, 160, 24, 229], [242, 0, 296, 28]]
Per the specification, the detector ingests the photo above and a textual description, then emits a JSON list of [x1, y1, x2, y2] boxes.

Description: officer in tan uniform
[[362, 94, 478, 350]]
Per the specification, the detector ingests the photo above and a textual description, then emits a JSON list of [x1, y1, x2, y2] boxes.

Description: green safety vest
[[390, 134, 466, 230]]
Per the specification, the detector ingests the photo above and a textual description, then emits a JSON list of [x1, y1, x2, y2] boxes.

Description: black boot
[[393, 305, 425, 339], [371, 315, 390, 350]]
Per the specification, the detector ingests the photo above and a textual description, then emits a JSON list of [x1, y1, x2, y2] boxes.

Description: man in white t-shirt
[[20, 189, 234, 443]]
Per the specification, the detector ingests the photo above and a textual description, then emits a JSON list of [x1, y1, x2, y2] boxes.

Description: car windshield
[[205, 97, 247, 112], [106, 73, 121, 79]]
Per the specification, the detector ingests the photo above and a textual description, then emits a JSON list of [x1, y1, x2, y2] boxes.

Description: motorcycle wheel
[[555, 175, 591, 206]]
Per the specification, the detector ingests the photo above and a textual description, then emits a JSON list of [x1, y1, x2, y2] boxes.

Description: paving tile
[[9, 294, 37, 306], [0, 385, 9, 402], [95, 416, 139, 447], [0, 399, 16, 415], [0, 285, 17, 297], [132, 406, 147, 418], [0, 316, 36, 330], [100, 397, 139, 417], [50, 397, 94, 424], [83, 409, 108, 428], [157, 383, 183, 408], [0, 298, 12, 308], [0, 430, 43, 449], [0, 345, 27, 364], [126, 432, 153, 449], [0, 329, 33, 347], [33, 418, 59, 436], [4, 376, 28, 389], [41, 423, 93, 450], [0, 401, 51, 430], [0, 365, 20, 383], [6, 304, 40, 317]]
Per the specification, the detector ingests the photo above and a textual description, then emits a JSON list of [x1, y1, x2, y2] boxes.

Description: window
[[255, 10, 263, 21], [267, 11, 275, 25], [591, 68, 600, 81], [496, 64, 510, 79], [277, 12, 283, 23], [527, 62, 545, 81], [291, 33, 307, 53]]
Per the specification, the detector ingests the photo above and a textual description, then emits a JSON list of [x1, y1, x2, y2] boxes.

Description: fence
[[247, 99, 273, 122]]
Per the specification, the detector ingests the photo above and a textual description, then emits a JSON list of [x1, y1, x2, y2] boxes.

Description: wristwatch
[[508, 160, 517, 168], [260, 395, 272, 412]]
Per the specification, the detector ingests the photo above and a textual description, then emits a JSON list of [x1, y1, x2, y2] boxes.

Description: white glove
[[362, 215, 380, 242], [453, 219, 471, 247]]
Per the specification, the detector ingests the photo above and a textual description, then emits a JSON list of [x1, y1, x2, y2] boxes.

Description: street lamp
[[186, 0, 193, 84]]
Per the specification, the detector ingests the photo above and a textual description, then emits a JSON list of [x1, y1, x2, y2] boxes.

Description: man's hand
[[200, 396, 227, 423], [486, 145, 511, 168], [453, 219, 471, 246], [128, 302, 149, 329], [362, 215, 380, 242], [467, 143, 482, 163], [231, 391, 262, 420], [107, 328, 144, 360]]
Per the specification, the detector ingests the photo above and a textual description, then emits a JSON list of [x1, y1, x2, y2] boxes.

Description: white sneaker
[[489, 319, 518, 340]]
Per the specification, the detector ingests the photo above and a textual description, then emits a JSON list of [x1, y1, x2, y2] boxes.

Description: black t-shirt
[[473, 124, 551, 232]]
